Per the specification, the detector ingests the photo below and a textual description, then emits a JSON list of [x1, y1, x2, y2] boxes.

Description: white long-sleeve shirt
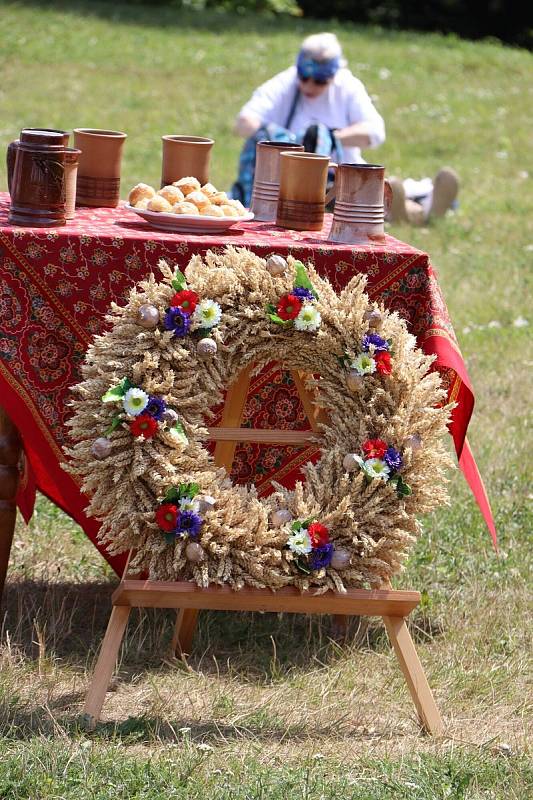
[[238, 66, 386, 163]]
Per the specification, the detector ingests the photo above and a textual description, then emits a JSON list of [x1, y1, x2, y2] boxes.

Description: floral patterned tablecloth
[[0, 196, 495, 574]]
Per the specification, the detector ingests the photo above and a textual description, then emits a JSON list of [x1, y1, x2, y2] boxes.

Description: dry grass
[[1, 567, 530, 763]]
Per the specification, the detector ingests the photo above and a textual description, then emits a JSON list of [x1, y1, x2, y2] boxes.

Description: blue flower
[[362, 333, 389, 352], [176, 510, 203, 539], [164, 306, 191, 338], [145, 395, 166, 421], [384, 446, 403, 473], [309, 543, 334, 570], [292, 286, 315, 301]]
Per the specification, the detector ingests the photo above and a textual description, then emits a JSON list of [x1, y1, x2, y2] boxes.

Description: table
[[0, 194, 496, 595]]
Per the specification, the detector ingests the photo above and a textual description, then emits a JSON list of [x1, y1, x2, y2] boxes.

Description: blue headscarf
[[296, 51, 340, 82]]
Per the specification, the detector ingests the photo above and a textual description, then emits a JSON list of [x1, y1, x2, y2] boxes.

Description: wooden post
[[0, 407, 22, 607], [82, 604, 131, 728], [170, 365, 254, 657]]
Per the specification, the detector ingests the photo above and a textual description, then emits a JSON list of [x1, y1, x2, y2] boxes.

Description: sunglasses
[[297, 74, 330, 86]]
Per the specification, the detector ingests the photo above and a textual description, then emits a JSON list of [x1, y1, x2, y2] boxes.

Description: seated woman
[[231, 32, 386, 206]]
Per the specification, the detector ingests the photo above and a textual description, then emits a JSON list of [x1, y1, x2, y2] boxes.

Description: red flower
[[362, 439, 388, 459], [130, 414, 158, 439], [308, 522, 330, 548], [156, 503, 179, 532], [170, 289, 198, 314], [277, 293, 302, 321], [375, 351, 392, 375]]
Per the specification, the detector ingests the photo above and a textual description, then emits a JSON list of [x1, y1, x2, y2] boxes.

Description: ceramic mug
[[8, 129, 69, 227], [161, 135, 214, 188], [64, 147, 82, 220], [7, 128, 69, 195], [328, 163, 392, 243], [250, 141, 304, 222], [74, 128, 127, 207], [276, 151, 337, 231]]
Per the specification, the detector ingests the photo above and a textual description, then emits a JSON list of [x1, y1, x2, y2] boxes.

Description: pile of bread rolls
[[128, 178, 246, 218]]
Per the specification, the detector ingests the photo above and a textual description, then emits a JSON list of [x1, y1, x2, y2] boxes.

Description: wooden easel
[[83, 366, 443, 735]]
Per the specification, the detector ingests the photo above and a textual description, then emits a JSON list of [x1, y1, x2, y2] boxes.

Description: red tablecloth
[[0, 196, 496, 574]]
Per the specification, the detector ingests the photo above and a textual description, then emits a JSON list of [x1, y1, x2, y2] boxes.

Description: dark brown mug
[[7, 128, 69, 194], [8, 129, 69, 227]]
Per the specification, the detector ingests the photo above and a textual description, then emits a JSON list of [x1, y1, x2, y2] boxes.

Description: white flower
[[363, 458, 390, 481], [294, 304, 321, 332], [179, 496, 200, 513], [287, 529, 312, 555], [192, 298, 222, 329], [122, 387, 149, 416], [350, 353, 376, 375], [353, 455, 367, 471]]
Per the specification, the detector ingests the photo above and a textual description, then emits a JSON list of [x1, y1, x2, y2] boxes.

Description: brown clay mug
[[250, 141, 304, 222], [276, 151, 337, 231], [74, 128, 127, 207], [328, 163, 392, 244], [161, 135, 214, 188], [8, 129, 69, 227], [7, 128, 69, 194], [64, 147, 82, 220]]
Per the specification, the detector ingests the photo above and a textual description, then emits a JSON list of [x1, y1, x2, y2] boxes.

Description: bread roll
[[226, 198, 246, 215], [200, 204, 225, 217], [147, 195, 173, 213], [173, 176, 201, 195], [128, 183, 156, 206], [186, 191, 210, 210], [158, 185, 184, 205], [201, 182, 218, 196], [134, 197, 151, 210], [172, 201, 200, 215], [210, 191, 228, 206], [220, 204, 240, 217]]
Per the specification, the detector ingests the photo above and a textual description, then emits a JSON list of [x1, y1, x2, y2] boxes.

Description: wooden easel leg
[[83, 604, 131, 728], [170, 608, 198, 657], [382, 615, 443, 735], [171, 365, 254, 656], [0, 408, 22, 608]]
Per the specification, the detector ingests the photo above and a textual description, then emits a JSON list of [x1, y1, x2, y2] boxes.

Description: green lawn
[[0, 1, 532, 797]]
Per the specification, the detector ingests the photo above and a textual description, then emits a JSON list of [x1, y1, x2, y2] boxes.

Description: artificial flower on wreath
[[266, 261, 321, 333], [156, 483, 204, 543], [286, 518, 334, 572], [355, 439, 411, 497], [101, 376, 187, 443], [340, 333, 393, 377], [163, 268, 222, 338]]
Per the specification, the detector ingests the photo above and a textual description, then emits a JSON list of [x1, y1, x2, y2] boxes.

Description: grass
[[0, 1, 532, 797]]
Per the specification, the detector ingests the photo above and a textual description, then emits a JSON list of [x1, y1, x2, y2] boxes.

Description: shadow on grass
[[1, 579, 380, 673], [2, 579, 443, 675], [1, 579, 439, 743], [2, 703, 403, 746], [7, 0, 313, 35]]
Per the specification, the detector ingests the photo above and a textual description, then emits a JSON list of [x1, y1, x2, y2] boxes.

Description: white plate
[[125, 203, 254, 233]]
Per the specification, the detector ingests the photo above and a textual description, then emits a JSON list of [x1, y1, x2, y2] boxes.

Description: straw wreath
[[65, 247, 453, 592]]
